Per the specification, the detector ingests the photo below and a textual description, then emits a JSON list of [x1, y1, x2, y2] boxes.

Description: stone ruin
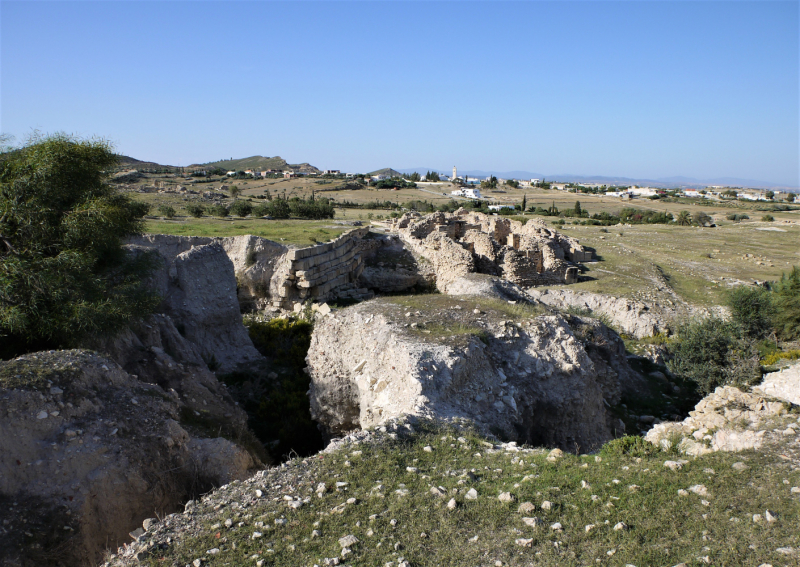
[[389, 209, 591, 292], [128, 210, 591, 312]]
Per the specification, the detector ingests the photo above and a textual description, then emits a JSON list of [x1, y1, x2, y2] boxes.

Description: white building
[[488, 204, 513, 211], [451, 188, 482, 199], [452, 166, 458, 180], [530, 178, 541, 186], [628, 187, 658, 197], [682, 190, 703, 198]]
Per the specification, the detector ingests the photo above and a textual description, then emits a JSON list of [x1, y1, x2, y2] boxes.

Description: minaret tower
[[453, 166, 457, 180]]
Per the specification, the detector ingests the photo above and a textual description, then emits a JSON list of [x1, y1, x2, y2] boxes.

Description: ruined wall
[[392, 210, 587, 291], [269, 228, 373, 308]]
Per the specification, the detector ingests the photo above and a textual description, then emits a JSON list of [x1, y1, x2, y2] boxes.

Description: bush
[[186, 204, 205, 218], [729, 285, 775, 339], [667, 318, 761, 394], [209, 204, 229, 217], [0, 134, 160, 358], [771, 266, 800, 340], [761, 214, 774, 222], [157, 205, 176, 219], [229, 200, 253, 217]]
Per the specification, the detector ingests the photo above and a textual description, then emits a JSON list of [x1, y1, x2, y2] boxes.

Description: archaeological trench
[[3, 209, 790, 566]]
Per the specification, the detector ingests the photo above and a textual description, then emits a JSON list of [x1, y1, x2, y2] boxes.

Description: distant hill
[[116, 155, 177, 170], [368, 168, 404, 177], [194, 156, 320, 174]]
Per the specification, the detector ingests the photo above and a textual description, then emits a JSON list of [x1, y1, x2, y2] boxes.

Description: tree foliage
[[771, 266, 800, 340], [0, 134, 159, 358]]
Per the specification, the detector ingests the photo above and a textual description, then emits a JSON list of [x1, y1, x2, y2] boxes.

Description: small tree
[[209, 204, 229, 217], [229, 200, 253, 217], [157, 205, 176, 219], [787, 192, 796, 203], [729, 285, 775, 339], [186, 204, 205, 218], [574, 201, 582, 216], [0, 134, 159, 358], [676, 210, 692, 226], [765, 190, 774, 200], [761, 214, 774, 222], [521, 194, 527, 212], [229, 185, 241, 199]]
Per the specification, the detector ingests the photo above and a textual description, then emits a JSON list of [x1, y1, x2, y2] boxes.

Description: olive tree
[[0, 134, 159, 358]]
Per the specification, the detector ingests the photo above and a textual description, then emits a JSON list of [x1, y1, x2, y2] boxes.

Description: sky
[[1, 1, 798, 186]]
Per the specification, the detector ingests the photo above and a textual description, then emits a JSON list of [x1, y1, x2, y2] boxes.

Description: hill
[[368, 167, 404, 177], [194, 155, 321, 174], [116, 155, 177, 171]]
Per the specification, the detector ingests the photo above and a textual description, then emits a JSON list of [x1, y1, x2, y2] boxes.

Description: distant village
[[204, 164, 794, 203]]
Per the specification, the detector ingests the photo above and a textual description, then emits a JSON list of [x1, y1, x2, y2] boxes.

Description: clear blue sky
[[2, 1, 798, 186]]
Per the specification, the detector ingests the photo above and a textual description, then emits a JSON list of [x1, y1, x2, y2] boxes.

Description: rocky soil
[[0, 351, 259, 567]]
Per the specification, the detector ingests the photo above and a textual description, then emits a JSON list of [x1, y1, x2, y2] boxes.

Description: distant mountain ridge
[[192, 155, 320, 174], [396, 168, 796, 190]]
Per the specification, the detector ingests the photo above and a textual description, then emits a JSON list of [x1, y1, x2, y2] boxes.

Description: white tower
[[453, 166, 457, 180]]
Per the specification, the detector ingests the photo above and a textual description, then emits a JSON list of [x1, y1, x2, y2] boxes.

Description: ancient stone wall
[[270, 228, 373, 308]]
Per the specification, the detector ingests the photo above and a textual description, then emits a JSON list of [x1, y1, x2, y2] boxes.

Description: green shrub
[[761, 214, 774, 222], [0, 134, 159, 358], [229, 200, 253, 217], [771, 266, 800, 340], [667, 318, 761, 394], [186, 204, 205, 218], [209, 204, 229, 217], [157, 204, 176, 218], [729, 285, 775, 339]]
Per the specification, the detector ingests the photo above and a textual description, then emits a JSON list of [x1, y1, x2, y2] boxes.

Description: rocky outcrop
[[0, 350, 258, 567], [527, 289, 674, 339], [645, 384, 798, 456], [127, 237, 265, 373], [307, 297, 639, 452], [97, 314, 248, 427], [754, 362, 800, 406]]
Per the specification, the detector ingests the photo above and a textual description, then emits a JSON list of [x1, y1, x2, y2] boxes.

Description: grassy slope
[[137, 421, 800, 567]]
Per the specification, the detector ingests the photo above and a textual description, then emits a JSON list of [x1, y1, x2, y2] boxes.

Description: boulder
[[0, 350, 257, 567], [307, 297, 637, 451]]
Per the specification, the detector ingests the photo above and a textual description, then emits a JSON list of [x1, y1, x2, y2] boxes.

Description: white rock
[[515, 537, 533, 547], [688, 484, 709, 497], [613, 522, 628, 531], [447, 498, 457, 510], [498, 492, 514, 503], [550, 522, 563, 531], [522, 517, 543, 527], [765, 510, 778, 523], [541, 500, 553, 510], [36, 411, 48, 420], [465, 488, 478, 500], [338, 535, 359, 548]]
